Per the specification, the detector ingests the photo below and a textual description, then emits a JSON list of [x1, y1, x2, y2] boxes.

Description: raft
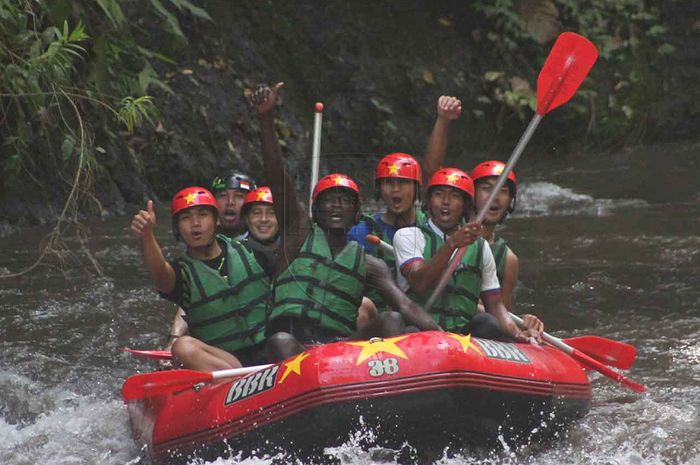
[[123, 331, 591, 463]]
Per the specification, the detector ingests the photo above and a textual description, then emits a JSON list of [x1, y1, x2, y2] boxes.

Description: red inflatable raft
[[123, 331, 591, 463]]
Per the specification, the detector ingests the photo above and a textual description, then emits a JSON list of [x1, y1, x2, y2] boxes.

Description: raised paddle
[[308, 101, 324, 212], [122, 363, 274, 401], [510, 314, 646, 393], [365, 234, 637, 370], [424, 32, 599, 312], [122, 347, 172, 360]]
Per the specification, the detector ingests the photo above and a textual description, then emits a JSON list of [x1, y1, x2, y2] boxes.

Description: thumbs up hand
[[131, 200, 157, 239]]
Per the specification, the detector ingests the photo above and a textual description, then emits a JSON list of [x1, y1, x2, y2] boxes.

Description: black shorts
[[267, 316, 346, 345], [233, 343, 268, 366]]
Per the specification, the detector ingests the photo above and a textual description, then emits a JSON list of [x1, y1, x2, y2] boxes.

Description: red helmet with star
[[312, 173, 360, 202], [375, 152, 423, 184], [242, 186, 274, 214], [170, 186, 218, 216], [427, 168, 474, 199], [471, 160, 516, 185]]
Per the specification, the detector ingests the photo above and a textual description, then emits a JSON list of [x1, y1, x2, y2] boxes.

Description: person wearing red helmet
[[392, 168, 543, 342], [130, 186, 272, 371], [241, 186, 279, 246], [348, 96, 462, 262], [345, 96, 461, 311], [471, 160, 519, 310], [252, 82, 439, 361]]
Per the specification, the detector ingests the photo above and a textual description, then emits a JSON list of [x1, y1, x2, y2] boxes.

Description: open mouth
[[191, 231, 203, 240]]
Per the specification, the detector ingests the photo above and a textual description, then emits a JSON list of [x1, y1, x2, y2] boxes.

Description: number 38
[[368, 358, 400, 377]]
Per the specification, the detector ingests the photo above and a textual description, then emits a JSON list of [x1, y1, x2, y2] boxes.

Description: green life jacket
[[177, 235, 271, 353], [270, 224, 366, 337], [363, 209, 427, 311], [490, 237, 510, 285], [408, 224, 485, 332]]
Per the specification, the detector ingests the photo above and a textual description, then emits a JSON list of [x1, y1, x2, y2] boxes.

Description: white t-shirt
[[393, 219, 501, 294]]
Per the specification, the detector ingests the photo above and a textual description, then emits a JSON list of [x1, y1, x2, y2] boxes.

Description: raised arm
[[130, 200, 176, 293], [365, 255, 440, 331], [250, 82, 310, 268], [423, 96, 462, 183]]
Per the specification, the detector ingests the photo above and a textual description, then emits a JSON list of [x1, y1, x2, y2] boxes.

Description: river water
[[0, 142, 698, 465]]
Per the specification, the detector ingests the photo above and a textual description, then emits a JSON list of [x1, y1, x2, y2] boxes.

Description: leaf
[[96, 0, 126, 26], [484, 71, 504, 82], [150, 0, 186, 41], [514, 0, 561, 44], [370, 97, 394, 115], [170, 0, 213, 21], [657, 43, 675, 55], [61, 137, 74, 161], [646, 25, 667, 38]]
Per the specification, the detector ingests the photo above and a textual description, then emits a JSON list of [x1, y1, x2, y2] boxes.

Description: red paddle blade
[[121, 369, 213, 401], [537, 32, 598, 115], [122, 347, 173, 360], [563, 336, 637, 370]]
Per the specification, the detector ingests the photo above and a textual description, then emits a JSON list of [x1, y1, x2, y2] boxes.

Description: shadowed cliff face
[[1, 0, 697, 229]]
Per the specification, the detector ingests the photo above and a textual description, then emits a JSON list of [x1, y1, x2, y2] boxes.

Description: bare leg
[[171, 336, 242, 371]]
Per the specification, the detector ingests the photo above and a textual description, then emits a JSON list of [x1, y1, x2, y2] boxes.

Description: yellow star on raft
[[388, 163, 400, 175], [348, 335, 409, 365], [279, 352, 309, 384], [185, 192, 198, 204], [448, 333, 482, 356], [445, 172, 459, 184], [333, 175, 349, 186]]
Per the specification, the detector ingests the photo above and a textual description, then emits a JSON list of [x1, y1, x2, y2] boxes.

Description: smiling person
[[471, 160, 519, 311], [392, 168, 543, 342], [211, 171, 257, 239], [131, 187, 271, 371], [251, 82, 440, 362], [347, 96, 462, 310]]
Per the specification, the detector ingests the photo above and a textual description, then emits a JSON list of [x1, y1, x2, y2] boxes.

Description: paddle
[[424, 32, 599, 312], [562, 335, 636, 370], [122, 347, 172, 360], [308, 101, 324, 212], [510, 314, 646, 393], [122, 363, 274, 401], [365, 234, 637, 370]]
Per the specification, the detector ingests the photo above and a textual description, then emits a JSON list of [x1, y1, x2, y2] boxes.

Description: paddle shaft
[[510, 314, 646, 393], [122, 363, 275, 401], [424, 113, 543, 312], [309, 102, 323, 211], [211, 364, 273, 381]]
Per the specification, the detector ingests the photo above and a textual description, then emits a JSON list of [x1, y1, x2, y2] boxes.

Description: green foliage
[[0, 0, 209, 275], [118, 96, 157, 134], [0, 0, 209, 191], [471, 0, 673, 143]]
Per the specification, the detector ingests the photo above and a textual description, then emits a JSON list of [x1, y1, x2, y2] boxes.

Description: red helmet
[[375, 152, 423, 184], [427, 168, 474, 199], [171, 187, 218, 216], [242, 186, 274, 214], [471, 160, 516, 185], [311, 173, 360, 202]]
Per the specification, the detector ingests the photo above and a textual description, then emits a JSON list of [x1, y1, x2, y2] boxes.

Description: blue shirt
[[348, 212, 401, 253]]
